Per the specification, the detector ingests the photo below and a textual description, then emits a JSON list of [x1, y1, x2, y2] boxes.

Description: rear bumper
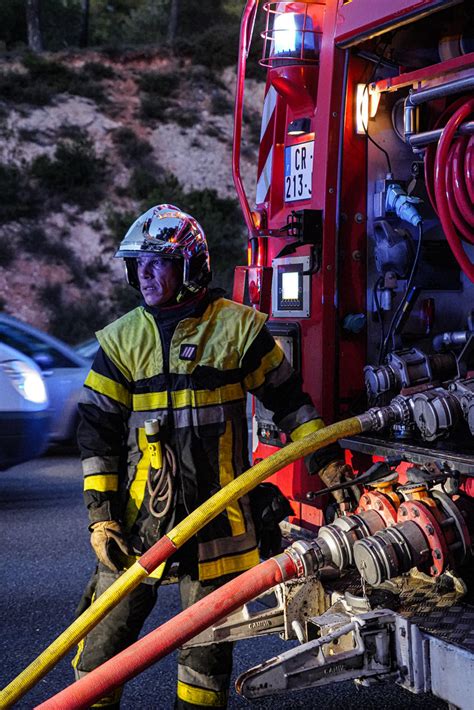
[[0, 411, 50, 470]]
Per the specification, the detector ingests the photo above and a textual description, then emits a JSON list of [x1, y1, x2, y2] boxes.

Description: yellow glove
[[90, 521, 132, 572]]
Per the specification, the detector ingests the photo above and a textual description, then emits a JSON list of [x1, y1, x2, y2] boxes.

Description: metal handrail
[[404, 75, 474, 143], [232, 0, 259, 239], [408, 120, 474, 148]]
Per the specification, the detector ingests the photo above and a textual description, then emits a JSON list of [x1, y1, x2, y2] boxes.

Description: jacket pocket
[[192, 405, 226, 438]]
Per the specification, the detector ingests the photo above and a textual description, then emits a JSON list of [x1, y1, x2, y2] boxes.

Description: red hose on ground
[[434, 98, 474, 282], [36, 552, 299, 710]]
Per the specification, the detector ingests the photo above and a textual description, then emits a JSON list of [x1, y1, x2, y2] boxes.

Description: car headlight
[[1, 359, 48, 404]]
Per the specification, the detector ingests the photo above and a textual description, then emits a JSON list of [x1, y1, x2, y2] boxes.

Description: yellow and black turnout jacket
[[78, 291, 321, 582]]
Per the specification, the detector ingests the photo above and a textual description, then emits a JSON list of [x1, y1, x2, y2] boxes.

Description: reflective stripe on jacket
[[78, 296, 320, 582]]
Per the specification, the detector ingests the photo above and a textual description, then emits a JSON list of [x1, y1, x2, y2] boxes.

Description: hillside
[[0, 49, 263, 343]]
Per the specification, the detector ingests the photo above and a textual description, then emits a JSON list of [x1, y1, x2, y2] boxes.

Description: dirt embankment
[[0, 50, 263, 335]]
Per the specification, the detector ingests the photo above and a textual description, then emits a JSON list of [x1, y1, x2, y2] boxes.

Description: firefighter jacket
[[78, 292, 322, 582]]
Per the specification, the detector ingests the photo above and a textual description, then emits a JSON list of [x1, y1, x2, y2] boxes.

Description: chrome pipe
[[408, 120, 474, 148], [407, 76, 474, 107], [403, 75, 474, 143]]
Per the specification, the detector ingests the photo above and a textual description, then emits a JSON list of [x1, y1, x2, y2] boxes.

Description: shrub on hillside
[[140, 94, 171, 121], [138, 71, 180, 97], [245, 111, 263, 146], [106, 209, 137, 247], [0, 234, 16, 267], [128, 169, 181, 203], [210, 90, 233, 115], [22, 53, 75, 86], [0, 55, 107, 106], [138, 70, 181, 122], [82, 61, 116, 80], [39, 283, 112, 344], [83, 257, 110, 281], [177, 23, 239, 69], [175, 108, 201, 129], [31, 136, 107, 208], [112, 127, 153, 164], [21, 226, 85, 285], [58, 123, 88, 141], [0, 70, 57, 106], [0, 162, 39, 223]]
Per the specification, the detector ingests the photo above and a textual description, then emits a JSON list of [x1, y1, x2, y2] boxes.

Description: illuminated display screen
[[281, 271, 299, 300]]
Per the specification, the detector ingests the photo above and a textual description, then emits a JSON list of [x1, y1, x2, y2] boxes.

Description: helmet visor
[[115, 208, 190, 259]]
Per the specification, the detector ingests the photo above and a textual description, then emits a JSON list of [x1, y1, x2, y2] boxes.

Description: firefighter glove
[[90, 520, 132, 572], [317, 460, 354, 506]]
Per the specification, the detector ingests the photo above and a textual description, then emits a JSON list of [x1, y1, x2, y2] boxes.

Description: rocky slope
[[0, 49, 263, 340]]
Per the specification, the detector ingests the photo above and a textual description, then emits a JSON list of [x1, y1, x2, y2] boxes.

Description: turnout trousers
[[73, 563, 233, 709]]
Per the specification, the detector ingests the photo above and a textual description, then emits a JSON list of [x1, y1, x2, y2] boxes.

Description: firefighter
[[74, 204, 350, 709]]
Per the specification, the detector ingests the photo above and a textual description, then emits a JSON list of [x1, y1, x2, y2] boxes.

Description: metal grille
[[326, 570, 474, 653], [400, 582, 474, 653]]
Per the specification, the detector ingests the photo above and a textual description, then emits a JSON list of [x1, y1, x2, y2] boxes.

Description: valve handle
[[311, 459, 401, 497]]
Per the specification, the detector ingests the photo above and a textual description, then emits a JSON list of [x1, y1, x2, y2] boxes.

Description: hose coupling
[[385, 182, 423, 227], [285, 539, 329, 578], [358, 395, 413, 432]]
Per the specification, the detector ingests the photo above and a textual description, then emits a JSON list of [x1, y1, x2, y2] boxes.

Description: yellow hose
[[0, 416, 362, 708], [0, 562, 147, 709], [169, 417, 362, 546]]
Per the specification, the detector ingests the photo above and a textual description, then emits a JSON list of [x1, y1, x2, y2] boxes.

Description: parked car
[[0, 314, 90, 445], [0, 342, 50, 469], [74, 337, 99, 361]]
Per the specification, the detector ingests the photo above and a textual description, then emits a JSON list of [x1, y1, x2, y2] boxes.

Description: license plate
[[284, 141, 313, 202]]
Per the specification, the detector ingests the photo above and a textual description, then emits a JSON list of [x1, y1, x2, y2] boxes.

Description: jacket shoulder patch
[[179, 344, 198, 361]]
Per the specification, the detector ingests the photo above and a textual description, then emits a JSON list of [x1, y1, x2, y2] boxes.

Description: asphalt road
[[0, 455, 447, 709]]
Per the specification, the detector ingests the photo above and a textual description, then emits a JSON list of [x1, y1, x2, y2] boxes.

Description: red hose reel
[[424, 97, 474, 282]]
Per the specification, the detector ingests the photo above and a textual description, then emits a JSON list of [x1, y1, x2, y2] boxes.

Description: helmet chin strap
[[175, 257, 209, 303], [176, 282, 203, 304]]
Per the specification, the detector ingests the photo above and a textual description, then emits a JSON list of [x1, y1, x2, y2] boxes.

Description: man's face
[[136, 255, 182, 307]]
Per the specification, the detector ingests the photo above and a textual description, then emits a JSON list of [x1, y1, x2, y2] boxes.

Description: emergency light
[[261, 1, 325, 116]]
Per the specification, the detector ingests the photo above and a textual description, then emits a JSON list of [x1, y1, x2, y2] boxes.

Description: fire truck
[[223, 0, 474, 707]]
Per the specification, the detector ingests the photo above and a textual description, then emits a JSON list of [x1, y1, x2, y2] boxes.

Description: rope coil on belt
[[147, 442, 177, 519]]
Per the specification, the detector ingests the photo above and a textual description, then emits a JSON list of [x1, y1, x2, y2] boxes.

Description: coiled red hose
[[429, 98, 474, 281], [36, 552, 298, 710], [466, 135, 474, 204]]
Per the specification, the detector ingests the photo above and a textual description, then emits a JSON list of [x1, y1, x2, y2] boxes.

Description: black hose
[[373, 276, 386, 365], [380, 221, 424, 361]]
